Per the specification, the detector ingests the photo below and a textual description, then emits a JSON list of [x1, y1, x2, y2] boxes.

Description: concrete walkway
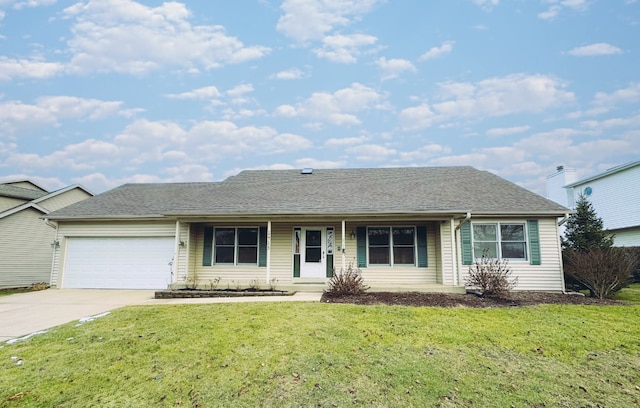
[[0, 289, 322, 343]]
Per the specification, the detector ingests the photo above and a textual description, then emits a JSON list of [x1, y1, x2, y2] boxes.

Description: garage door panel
[[63, 237, 174, 289]]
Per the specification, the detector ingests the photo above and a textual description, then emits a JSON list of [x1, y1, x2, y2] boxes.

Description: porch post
[[450, 218, 458, 286], [266, 221, 272, 283], [341, 220, 346, 271]]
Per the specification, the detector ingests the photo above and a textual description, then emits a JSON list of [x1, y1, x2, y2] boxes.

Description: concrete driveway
[[1, 289, 322, 342], [0, 289, 156, 342]]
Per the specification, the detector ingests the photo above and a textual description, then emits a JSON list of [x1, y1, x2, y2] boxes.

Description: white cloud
[[226, 84, 254, 97], [418, 41, 455, 61], [274, 83, 382, 126], [397, 144, 451, 162], [165, 86, 221, 100], [345, 143, 396, 161], [6, 118, 314, 180], [400, 74, 574, 130], [324, 135, 369, 147], [62, 0, 270, 75], [0, 57, 65, 81], [568, 43, 623, 57], [376, 57, 417, 80], [470, 0, 499, 10], [0, 96, 129, 136], [485, 125, 531, 137], [277, 0, 383, 43], [270, 68, 304, 80], [294, 158, 346, 169], [538, 0, 588, 20], [164, 164, 214, 182], [313, 33, 378, 63], [593, 83, 640, 107], [0, 0, 56, 9]]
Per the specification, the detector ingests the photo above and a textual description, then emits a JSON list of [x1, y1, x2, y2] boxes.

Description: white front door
[[300, 227, 326, 278]]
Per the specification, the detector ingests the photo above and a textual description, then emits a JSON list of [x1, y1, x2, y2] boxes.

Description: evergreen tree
[[562, 194, 614, 252]]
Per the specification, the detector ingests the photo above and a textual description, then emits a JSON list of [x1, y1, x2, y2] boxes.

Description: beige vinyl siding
[[345, 221, 439, 285], [39, 188, 92, 212], [0, 196, 27, 212], [458, 218, 564, 292], [440, 221, 455, 285], [174, 222, 190, 282], [0, 208, 54, 286], [50, 220, 176, 287], [192, 223, 269, 287]]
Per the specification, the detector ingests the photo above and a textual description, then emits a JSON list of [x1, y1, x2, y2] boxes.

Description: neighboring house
[[44, 167, 569, 292], [563, 160, 640, 247], [0, 180, 93, 287]]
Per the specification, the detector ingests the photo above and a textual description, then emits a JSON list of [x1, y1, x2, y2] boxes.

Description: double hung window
[[214, 227, 258, 265], [472, 223, 527, 260], [368, 227, 416, 266]]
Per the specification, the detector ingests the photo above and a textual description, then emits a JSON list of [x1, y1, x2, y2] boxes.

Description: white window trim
[[366, 226, 417, 267], [214, 226, 260, 266], [471, 222, 528, 262]]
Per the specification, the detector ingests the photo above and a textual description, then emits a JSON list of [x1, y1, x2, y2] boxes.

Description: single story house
[[44, 167, 570, 292], [0, 180, 93, 287]]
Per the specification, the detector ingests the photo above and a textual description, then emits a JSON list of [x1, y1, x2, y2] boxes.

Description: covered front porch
[[170, 216, 469, 293]]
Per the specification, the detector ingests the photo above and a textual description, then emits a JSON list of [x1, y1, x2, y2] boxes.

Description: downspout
[[556, 214, 569, 293], [453, 211, 472, 287], [266, 221, 272, 284], [341, 220, 346, 271]]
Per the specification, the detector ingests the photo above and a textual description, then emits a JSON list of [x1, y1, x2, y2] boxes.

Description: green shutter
[[258, 226, 267, 267], [326, 254, 334, 277], [527, 220, 541, 265], [461, 222, 473, 265], [417, 226, 428, 267], [203, 226, 213, 266], [293, 254, 300, 277], [356, 227, 367, 268]]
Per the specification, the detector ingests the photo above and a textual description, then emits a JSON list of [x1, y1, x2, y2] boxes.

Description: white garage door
[[63, 237, 175, 289]]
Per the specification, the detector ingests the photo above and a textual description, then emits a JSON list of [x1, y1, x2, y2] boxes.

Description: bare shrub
[[465, 254, 517, 298], [326, 263, 369, 295], [564, 247, 638, 299]]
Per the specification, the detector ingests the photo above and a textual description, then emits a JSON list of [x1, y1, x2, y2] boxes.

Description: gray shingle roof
[[45, 167, 569, 220], [0, 184, 48, 201]]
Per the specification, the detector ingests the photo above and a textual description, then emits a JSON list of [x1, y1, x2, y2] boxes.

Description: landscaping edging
[[155, 290, 296, 299]]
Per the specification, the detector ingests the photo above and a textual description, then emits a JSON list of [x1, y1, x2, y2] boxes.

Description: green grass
[[2, 303, 640, 407], [615, 283, 640, 304], [0, 288, 32, 297]]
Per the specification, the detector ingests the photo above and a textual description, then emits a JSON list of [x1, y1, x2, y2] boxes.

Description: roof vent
[[301, 168, 313, 174], [556, 165, 564, 172]]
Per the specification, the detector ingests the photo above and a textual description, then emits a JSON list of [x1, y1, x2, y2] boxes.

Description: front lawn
[[2, 302, 639, 407], [615, 283, 640, 304]]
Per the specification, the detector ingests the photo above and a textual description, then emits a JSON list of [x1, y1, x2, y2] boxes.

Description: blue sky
[[1, 0, 638, 195]]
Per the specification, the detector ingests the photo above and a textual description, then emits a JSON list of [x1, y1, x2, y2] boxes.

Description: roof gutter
[[557, 213, 571, 226]]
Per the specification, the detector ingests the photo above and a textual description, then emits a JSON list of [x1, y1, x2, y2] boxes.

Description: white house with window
[[548, 161, 640, 247], [44, 167, 569, 292]]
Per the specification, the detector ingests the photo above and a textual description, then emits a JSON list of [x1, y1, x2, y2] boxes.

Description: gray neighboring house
[[44, 167, 570, 292], [0, 180, 93, 287], [563, 160, 640, 247]]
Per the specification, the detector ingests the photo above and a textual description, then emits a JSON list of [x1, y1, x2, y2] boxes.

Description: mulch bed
[[321, 291, 625, 308]]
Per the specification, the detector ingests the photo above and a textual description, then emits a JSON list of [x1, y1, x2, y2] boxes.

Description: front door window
[[300, 227, 325, 278]]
